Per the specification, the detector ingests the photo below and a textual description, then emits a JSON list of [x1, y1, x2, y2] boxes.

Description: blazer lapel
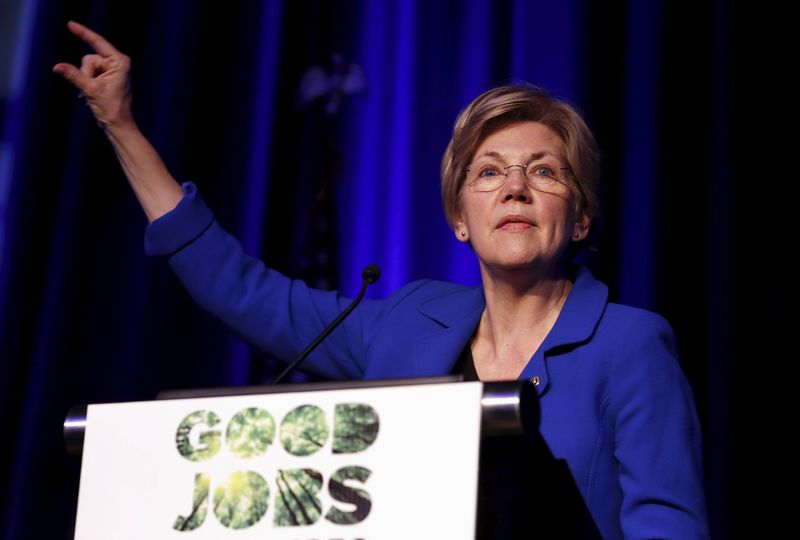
[[412, 286, 485, 376], [408, 267, 607, 380]]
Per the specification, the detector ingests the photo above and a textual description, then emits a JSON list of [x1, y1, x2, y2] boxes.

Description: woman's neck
[[480, 271, 572, 338], [471, 266, 573, 380]]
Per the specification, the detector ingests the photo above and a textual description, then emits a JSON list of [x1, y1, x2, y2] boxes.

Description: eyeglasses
[[464, 160, 571, 193]]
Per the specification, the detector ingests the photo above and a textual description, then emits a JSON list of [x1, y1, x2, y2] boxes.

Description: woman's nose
[[500, 166, 531, 201]]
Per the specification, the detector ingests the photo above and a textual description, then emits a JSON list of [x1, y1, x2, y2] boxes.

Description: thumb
[[53, 63, 91, 94]]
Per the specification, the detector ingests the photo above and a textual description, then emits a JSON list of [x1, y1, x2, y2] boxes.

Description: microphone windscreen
[[362, 264, 381, 284]]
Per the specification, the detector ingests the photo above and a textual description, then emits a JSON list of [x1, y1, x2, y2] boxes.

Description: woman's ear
[[454, 217, 469, 243], [571, 214, 591, 241]]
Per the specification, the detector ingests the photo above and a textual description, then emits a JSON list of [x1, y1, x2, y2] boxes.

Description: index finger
[[66, 20, 120, 57]]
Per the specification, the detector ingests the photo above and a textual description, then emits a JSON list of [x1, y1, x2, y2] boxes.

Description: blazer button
[[530, 376, 541, 387]]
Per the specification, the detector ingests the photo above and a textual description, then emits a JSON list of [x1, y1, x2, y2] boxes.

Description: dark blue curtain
[[0, 0, 788, 538]]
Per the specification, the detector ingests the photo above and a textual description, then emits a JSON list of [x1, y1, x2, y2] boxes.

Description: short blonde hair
[[441, 83, 601, 228]]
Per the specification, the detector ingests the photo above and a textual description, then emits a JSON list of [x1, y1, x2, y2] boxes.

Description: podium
[[65, 377, 600, 539]]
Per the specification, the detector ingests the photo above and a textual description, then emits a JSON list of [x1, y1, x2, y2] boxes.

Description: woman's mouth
[[496, 214, 535, 230]]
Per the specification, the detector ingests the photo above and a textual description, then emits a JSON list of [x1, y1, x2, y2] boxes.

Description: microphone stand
[[271, 264, 380, 384]]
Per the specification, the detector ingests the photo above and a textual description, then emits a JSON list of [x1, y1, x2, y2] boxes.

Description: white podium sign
[[73, 381, 483, 540]]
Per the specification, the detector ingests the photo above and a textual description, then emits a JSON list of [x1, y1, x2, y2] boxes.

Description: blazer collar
[[412, 286, 485, 376], [410, 266, 608, 377], [417, 285, 485, 328], [538, 266, 608, 353]]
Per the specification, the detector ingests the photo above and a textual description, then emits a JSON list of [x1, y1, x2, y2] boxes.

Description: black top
[[452, 343, 480, 381]]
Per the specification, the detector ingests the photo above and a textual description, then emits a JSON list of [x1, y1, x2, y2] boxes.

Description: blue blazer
[[146, 183, 709, 539]]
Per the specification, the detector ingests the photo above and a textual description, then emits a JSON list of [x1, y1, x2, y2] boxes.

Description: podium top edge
[[155, 375, 470, 400]]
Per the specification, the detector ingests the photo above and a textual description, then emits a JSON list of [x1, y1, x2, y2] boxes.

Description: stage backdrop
[[0, 0, 788, 539]]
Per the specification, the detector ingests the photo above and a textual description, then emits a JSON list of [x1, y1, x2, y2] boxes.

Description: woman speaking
[[54, 21, 709, 539]]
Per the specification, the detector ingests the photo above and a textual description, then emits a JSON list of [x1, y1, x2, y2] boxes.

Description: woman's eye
[[533, 165, 553, 177], [479, 167, 500, 178]]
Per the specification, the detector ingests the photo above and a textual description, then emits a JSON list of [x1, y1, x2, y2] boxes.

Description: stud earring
[[461, 231, 467, 237], [573, 232, 580, 239]]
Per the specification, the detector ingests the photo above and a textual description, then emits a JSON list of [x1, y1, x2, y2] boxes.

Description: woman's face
[[454, 121, 589, 278]]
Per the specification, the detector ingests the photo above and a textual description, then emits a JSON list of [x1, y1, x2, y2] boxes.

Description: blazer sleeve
[[144, 182, 379, 380], [608, 311, 710, 539]]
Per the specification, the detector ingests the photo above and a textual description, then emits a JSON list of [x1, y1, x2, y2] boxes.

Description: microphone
[[272, 264, 381, 384]]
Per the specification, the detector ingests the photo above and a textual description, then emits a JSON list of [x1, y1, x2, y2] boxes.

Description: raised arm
[[53, 21, 182, 222]]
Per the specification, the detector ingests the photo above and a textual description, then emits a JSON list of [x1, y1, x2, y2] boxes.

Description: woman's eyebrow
[[476, 150, 556, 162]]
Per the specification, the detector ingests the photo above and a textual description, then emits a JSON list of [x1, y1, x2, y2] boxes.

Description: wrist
[[103, 117, 141, 141]]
